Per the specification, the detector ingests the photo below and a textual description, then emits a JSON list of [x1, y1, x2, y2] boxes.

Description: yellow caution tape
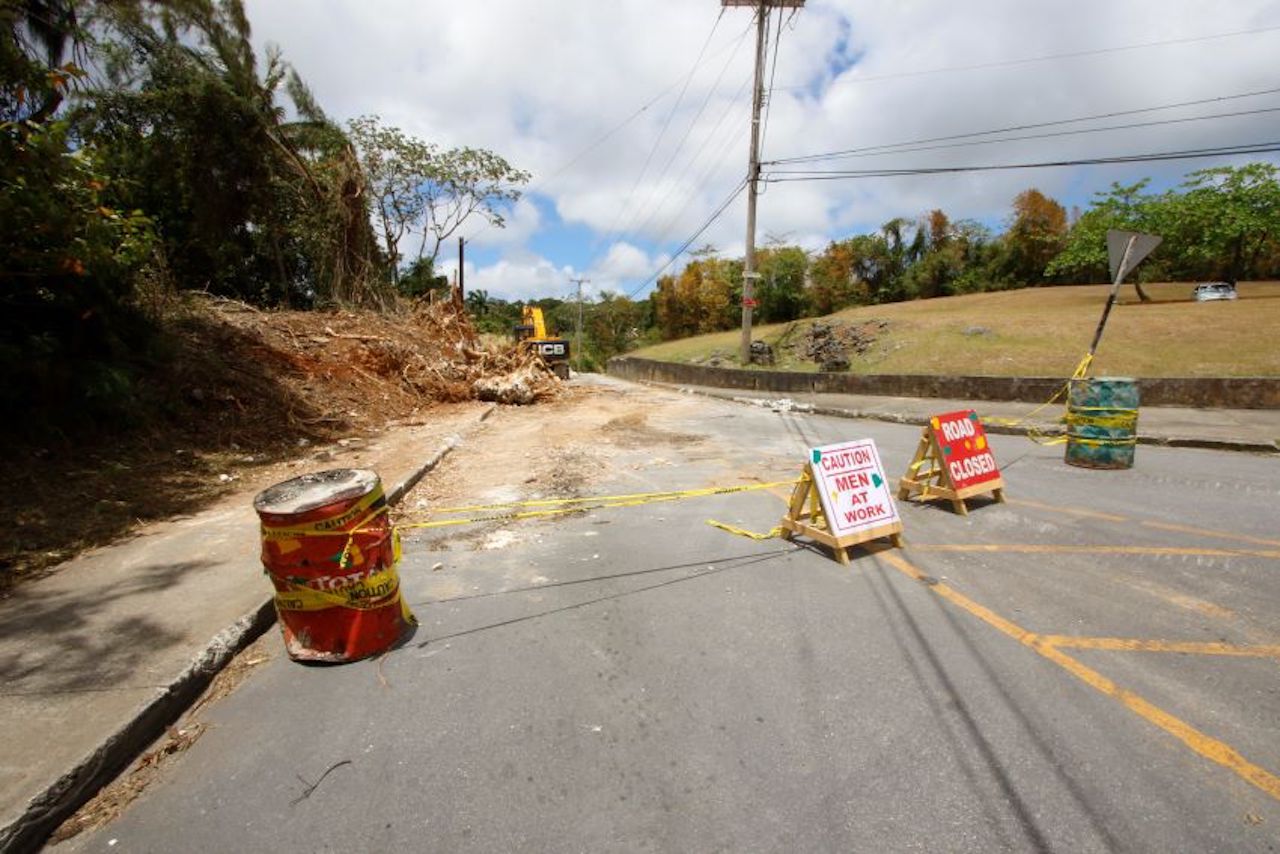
[[272, 564, 403, 612], [983, 352, 1094, 446], [423, 480, 801, 517], [705, 520, 783, 540], [1064, 407, 1138, 430], [262, 479, 802, 547], [390, 480, 801, 533]]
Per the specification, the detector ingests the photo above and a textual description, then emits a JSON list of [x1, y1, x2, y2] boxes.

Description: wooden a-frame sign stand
[[780, 464, 903, 565], [897, 427, 1006, 516]]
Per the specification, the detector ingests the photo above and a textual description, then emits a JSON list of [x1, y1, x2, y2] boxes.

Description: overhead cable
[[762, 140, 1280, 182], [768, 86, 1280, 165], [626, 179, 749, 298]]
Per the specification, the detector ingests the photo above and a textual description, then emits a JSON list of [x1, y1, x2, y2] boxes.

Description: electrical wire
[[762, 140, 1280, 182], [768, 86, 1280, 165], [758, 6, 786, 159], [626, 178, 749, 299], [590, 10, 732, 263], [771, 105, 1280, 162], [617, 18, 755, 251], [774, 23, 1280, 91], [642, 75, 754, 252], [460, 10, 746, 247]]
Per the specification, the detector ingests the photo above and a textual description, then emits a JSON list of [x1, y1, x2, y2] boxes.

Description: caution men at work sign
[[780, 438, 904, 564]]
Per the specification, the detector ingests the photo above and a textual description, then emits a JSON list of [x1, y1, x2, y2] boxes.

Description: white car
[[1193, 282, 1237, 302]]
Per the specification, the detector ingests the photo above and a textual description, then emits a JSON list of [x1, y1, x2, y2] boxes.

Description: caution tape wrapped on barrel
[[259, 483, 413, 621]]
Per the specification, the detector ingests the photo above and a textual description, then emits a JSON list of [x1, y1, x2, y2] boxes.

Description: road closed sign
[[809, 439, 901, 540], [931, 410, 1001, 490]]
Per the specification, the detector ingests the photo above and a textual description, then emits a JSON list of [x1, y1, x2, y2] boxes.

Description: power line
[[626, 178, 749, 299], [461, 11, 748, 247], [757, 6, 787, 157], [768, 86, 1280, 165], [642, 77, 754, 252], [775, 23, 1280, 91], [590, 11, 732, 262], [762, 140, 1280, 182], [771, 105, 1280, 163], [618, 19, 755, 250]]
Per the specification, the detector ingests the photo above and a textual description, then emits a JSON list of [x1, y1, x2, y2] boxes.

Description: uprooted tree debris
[[207, 296, 564, 412], [1, 295, 561, 589]]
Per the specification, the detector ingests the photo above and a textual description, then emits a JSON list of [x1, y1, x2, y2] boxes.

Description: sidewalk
[[0, 404, 494, 853], [654, 382, 1280, 454]]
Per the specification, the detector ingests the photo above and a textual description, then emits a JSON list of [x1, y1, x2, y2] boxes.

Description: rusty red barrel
[[254, 469, 415, 663]]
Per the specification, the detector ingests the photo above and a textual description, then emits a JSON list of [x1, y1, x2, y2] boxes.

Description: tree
[[1001, 188, 1067, 285], [807, 239, 869, 315], [398, 256, 449, 299], [464, 288, 491, 317], [1046, 180, 1153, 288], [348, 115, 530, 280], [653, 253, 740, 341], [755, 245, 808, 323], [1164, 163, 1280, 284], [80, 0, 388, 306]]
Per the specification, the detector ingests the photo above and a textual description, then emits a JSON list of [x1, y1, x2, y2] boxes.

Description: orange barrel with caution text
[[254, 469, 415, 663]]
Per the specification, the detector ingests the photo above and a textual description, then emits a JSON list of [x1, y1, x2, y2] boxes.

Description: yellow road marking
[[1140, 520, 1280, 549], [1007, 497, 1280, 548], [1112, 577, 1236, 621], [876, 549, 1280, 803], [1006, 497, 1127, 522], [1040, 636, 1280, 659], [912, 544, 1279, 560]]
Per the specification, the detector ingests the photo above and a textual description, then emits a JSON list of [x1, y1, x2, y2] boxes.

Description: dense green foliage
[[2, 0, 527, 431]]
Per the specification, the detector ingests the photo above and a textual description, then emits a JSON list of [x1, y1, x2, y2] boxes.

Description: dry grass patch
[[631, 282, 1280, 377]]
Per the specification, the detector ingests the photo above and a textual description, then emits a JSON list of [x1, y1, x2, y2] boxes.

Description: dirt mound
[[1, 297, 559, 590]]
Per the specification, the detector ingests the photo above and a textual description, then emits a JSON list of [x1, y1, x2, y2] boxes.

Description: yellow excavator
[[513, 306, 571, 380]]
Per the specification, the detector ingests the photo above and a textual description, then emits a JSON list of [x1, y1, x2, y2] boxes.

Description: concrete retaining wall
[[606, 357, 1280, 409]]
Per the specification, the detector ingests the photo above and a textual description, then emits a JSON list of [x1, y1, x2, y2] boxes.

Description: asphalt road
[[62, 380, 1280, 853]]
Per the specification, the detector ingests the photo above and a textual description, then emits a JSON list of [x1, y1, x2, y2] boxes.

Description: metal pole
[[739, 2, 769, 366], [1087, 234, 1137, 362]]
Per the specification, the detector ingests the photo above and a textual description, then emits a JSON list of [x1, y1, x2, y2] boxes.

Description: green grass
[[630, 282, 1280, 377]]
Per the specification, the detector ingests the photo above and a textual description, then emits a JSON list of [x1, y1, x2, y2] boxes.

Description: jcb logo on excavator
[[537, 343, 566, 356]]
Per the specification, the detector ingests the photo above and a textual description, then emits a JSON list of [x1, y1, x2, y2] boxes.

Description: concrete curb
[[1, 409, 494, 854], [386, 404, 495, 505], [652, 382, 1279, 456]]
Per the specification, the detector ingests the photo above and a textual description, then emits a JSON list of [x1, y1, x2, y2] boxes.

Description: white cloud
[[464, 197, 542, 249], [448, 254, 572, 303], [246, 0, 1280, 292]]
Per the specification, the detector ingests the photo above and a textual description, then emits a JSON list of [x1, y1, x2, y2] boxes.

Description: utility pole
[[723, 0, 804, 366], [456, 237, 465, 311], [569, 276, 590, 373]]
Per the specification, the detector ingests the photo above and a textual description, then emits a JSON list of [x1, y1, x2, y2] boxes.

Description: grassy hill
[[629, 282, 1280, 378]]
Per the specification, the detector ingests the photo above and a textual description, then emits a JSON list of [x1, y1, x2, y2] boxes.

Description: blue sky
[[245, 0, 1280, 301]]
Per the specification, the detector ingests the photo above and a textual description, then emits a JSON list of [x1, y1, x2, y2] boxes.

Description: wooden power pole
[[570, 276, 590, 373], [723, 0, 804, 366]]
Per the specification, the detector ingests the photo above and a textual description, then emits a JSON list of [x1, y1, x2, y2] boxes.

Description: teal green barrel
[[1065, 377, 1139, 469]]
